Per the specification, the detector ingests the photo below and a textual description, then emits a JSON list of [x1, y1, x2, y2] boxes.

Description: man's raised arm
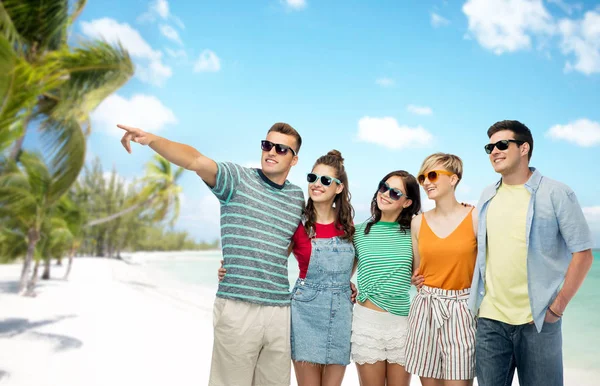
[[118, 124, 218, 187]]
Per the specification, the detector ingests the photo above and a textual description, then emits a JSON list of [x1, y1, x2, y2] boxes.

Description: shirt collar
[[494, 167, 542, 192], [257, 169, 286, 190]]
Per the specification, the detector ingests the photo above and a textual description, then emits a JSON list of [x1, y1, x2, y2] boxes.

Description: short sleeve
[[554, 189, 593, 253], [209, 162, 244, 204]]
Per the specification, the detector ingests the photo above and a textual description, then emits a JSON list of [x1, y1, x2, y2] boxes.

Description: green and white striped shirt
[[354, 220, 413, 316], [210, 162, 304, 306]]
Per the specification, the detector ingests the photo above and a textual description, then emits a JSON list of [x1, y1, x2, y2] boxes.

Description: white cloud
[[139, 0, 185, 27], [357, 117, 434, 150], [431, 12, 450, 28], [160, 24, 182, 45], [80, 18, 172, 86], [407, 104, 433, 116], [154, 0, 169, 19], [92, 94, 177, 137], [558, 10, 600, 75], [282, 0, 307, 11], [194, 50, 221, 72], [462, 0, 555, 55], [375, 78, 395, 87], [546, 119, 600, 147]]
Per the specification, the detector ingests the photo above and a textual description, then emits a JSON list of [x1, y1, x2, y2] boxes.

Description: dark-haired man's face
[[488, 130, 528, 176], [261, 132, 298, 179]]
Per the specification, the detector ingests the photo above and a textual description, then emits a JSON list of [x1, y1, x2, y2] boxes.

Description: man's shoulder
[[538, 175, 574, 196], [283, 181, 305, 198]]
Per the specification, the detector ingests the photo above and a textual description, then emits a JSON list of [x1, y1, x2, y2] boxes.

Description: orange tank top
[[418, 208, 477, 290]]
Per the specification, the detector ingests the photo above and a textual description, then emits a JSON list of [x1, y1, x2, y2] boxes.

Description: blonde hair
[[418, 153, 463, 187]]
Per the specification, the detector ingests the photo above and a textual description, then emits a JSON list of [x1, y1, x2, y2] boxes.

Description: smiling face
[[260, 131, 298, 180], [307, 164, 344, 204], [421, 163, 458, 200], [376, 176, 411, 215], [488, 129, 529, 176]]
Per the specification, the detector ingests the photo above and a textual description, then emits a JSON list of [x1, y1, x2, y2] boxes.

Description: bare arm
[[550, 249, 594, 315], [411, 214, 425, 289], [118, 124, 218, 187], [411, 214, 422, 273], [472, 207, 478, 236]]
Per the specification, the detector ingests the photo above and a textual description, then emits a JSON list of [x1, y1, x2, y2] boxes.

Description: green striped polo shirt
[[210, 162, 304, 306], [354, 220, 413, 316]]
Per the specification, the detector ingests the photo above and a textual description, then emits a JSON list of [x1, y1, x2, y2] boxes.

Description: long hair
[[364, 170, 421, 235], [304, 150, 355, 241]]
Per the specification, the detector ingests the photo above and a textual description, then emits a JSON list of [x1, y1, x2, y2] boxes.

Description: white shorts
[[350, 303, 409, 365]]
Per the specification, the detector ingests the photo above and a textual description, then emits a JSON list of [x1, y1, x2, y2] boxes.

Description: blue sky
[[55, 0, 600, 246]]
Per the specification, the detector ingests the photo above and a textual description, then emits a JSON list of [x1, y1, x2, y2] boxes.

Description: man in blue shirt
[[468, 120, 594, 386]]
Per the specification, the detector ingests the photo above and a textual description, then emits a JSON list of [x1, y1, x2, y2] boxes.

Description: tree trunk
[[85, 197, 153, 228], [41, 257, 51, 280], [64, 246, 75, 280], [25, 260, 41, 297], [56, 256, 63, 266], [19, 228, 39, 295]]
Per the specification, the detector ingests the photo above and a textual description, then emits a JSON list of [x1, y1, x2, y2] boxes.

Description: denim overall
[[290, 236, 355, 365]]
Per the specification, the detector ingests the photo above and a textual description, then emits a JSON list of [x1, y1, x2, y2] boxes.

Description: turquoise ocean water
[[141, 250, 600, 372]]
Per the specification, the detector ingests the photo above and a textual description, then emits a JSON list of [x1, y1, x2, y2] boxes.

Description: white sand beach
[[0, 257, 596, 386]]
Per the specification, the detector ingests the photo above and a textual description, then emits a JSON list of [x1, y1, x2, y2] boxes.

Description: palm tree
[[85, 155, 185, 227], [0, 0, 134, 184], [0, 152, 76, 295]]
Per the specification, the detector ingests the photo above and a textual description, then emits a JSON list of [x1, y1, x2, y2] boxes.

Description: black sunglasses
[[484, 139, 525, 154], [377, 181, 405, 201], [261, 140, 297, 156], [307, 173, 341, 187]]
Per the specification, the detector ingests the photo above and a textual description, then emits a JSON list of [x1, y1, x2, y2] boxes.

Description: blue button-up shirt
[[468, 168, 593, 332]]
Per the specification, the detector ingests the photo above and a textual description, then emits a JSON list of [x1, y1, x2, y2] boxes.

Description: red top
[[292, 222, 346, 279]]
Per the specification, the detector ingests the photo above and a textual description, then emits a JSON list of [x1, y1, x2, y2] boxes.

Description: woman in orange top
[[404, 153, 478, 386]]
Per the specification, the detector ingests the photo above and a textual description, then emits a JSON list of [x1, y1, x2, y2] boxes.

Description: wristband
[[548, 307, 562, 318]]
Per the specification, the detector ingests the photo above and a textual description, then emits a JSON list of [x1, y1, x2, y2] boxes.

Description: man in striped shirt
[[118, 122, 305, 386]]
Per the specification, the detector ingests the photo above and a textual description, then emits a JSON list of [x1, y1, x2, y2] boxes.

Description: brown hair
[[304, 150, 355, 242], [418, 152, 463, 188], [268, 122, 302, 154], [364, 170, 421, 235], [487, 120, 534, 161]]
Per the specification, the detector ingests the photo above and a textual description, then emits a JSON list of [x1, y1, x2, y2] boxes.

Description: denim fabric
[[468, 168, 593, 332], [476, 317, 563, 386], [290, 237, 355, 365]]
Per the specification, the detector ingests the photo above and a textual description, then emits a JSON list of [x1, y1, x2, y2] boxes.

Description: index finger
[[117, 124, 138, 133]]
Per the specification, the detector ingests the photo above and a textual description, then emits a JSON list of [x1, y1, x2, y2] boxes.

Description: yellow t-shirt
[[479, 183, 533, 324]]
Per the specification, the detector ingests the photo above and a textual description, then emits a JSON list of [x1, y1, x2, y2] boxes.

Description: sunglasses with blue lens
[[377, 181, 405, 201], [307, 173, 341, 187]]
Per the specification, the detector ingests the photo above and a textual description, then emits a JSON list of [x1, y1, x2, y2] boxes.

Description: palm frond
[[49, 41, 133, 122], [0, 225, 27, 263], [1, 0, 69, 52], [40, 116, 85, 204], [19, 151, 52, 198], [68, 0, 87, 26], [0, 1, 24, 50], [0, 37, 65, 143], [0, 186, 37, 219]]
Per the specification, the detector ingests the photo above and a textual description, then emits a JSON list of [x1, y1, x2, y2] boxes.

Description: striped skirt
[[404, 285, 476, 380]]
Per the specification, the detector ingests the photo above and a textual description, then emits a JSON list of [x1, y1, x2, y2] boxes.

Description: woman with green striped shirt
[[351, 170, 421, 386]]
